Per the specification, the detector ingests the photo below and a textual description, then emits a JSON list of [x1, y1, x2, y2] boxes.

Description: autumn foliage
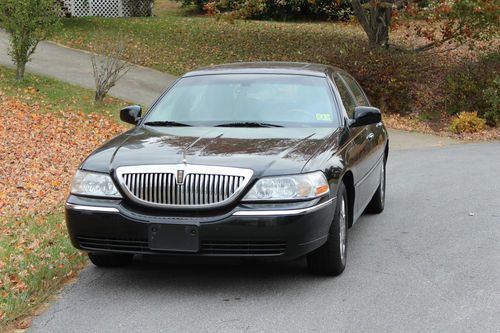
[[0, 89, 126, 327], [412, 0, 500, 49], [0, 91, 124, 218]]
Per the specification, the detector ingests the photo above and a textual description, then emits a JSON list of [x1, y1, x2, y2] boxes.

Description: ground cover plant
[[0, 66, 127, 330]]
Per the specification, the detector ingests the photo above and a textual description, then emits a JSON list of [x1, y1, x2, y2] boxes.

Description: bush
[[483, 77, 499, 126], [444, 52, 500, 126], [177, 0, 353, 21], [327, 46, 426, 115], [449, 112, 487, 134]]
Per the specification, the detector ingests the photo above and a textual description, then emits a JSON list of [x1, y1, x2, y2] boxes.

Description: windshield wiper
[[215, 122, 283, 128], [143, 121, 191, 127]]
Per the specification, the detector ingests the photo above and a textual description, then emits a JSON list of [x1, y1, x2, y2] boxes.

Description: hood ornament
[[176, 169, 185, 184], [177, 152, 187, 184]]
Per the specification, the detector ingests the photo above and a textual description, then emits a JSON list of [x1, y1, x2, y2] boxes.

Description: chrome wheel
[[339, 196, 347, 265], [307, 183, 348, 276]]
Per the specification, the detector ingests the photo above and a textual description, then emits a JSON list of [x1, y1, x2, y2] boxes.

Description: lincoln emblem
[[176, 170, 185, 184]]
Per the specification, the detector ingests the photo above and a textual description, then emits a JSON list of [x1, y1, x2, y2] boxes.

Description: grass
[[0, 65, 129, 121], [51, 1, 367, 76], [0, 213, 87, 330], [0, 66, 129, 330]]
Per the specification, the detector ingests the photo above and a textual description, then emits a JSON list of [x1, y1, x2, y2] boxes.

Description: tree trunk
[[95, 90, 105, 104], [351, 0, 393, 48], [16, 62, 26, 81], [371, 7, 391, 48]]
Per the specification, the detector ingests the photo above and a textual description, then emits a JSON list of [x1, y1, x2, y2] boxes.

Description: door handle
[[366, 133, 375, 142], [376, 122, 383, 128]]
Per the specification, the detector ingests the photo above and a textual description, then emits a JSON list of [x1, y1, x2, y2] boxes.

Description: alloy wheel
[[339, 197, 347, 265]]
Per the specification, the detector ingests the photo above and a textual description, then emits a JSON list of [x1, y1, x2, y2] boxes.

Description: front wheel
[[365, 161, 386, 214], [307, 183, 348, 276]]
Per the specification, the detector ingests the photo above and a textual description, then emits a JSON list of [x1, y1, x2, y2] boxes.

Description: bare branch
[[90, 38, 133, 103]]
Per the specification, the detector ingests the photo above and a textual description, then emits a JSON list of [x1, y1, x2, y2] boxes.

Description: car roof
[[182, 62, 342, 78]]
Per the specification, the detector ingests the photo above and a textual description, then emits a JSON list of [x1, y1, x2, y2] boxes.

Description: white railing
[[64, 0, 153, 17]]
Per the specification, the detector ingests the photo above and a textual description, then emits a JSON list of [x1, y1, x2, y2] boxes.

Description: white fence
[[63, 0, 153, 17]]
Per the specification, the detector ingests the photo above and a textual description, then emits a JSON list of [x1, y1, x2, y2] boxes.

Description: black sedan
[[66, 62, 388, 276]]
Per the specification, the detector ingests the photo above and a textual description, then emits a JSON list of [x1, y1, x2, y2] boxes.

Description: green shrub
[[0, 0, 60, 81], [444, 52, 500, 126], [449, 111, 487, 134], [327, 46, 425, 115], [483, 77, 499, 126], [176, 0, 353, 21]]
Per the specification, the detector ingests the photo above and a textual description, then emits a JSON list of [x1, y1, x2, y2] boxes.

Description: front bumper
[[65, 195, 336, 261]]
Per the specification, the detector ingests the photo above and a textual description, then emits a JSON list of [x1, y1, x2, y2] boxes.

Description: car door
[[338, 72, 384, 212], [332, 73, 374, 216]]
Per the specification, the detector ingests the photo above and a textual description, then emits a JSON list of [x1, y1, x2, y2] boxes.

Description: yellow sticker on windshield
[[315, 113, 332, 121]]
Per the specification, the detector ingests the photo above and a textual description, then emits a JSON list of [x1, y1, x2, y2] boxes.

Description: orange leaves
[[437, 3, 452, 14], [16, 317, 33, 330], [0, 91, 125, 218], [8, 274, 27, 292]]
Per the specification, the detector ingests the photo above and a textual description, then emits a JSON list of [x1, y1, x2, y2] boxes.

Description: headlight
[[243, 171, 329, 201], [71, 170, 122, 198]]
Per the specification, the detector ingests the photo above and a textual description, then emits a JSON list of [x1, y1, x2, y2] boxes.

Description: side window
[[339, 74, 369, 107], [333, 75, 356, 119]]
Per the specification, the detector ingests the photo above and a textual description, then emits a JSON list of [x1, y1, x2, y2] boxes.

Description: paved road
[[0, 30, 176, 106], [29, 142, 500, 332]]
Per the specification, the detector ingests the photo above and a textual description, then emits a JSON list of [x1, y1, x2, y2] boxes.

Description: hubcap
[[339, 197, 347, 264]]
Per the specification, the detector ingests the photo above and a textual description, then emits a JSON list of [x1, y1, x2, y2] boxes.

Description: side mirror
[[350, 106, 381, 127], [120, 105, 142, 125]]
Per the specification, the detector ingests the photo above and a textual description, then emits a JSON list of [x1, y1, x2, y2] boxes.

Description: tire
[[88, 252, 134, 268], [307, 183, 348, 276], [365, 160, 386, 214]]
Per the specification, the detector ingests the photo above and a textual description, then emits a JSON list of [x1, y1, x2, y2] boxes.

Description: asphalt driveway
[[28, 142, 500, 333]]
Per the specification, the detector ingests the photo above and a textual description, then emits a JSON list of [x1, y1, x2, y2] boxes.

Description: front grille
[[77, 236, 286, 256], [201, 241, 287, 256], [122, 173, 244, 205], [116, 165, 253, 208]]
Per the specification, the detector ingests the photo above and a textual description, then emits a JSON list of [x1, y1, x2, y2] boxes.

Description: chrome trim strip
[[65, 203, 119, 213], [232, 198, 335, 216]]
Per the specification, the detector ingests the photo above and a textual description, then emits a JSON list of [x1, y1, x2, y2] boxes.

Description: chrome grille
[[116, 165, 253, 208]]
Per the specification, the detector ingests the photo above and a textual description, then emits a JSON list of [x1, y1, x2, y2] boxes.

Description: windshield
[[145, 74, 340, 128]]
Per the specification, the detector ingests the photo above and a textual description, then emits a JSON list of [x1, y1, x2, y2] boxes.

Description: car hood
[[81, 126, 341, 177]]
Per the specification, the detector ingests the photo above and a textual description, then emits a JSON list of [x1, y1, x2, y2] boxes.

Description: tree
[[90, 38, 132, 103], [350, 0, 500, 50], [351, 0, 395, 48], [0, 0, 60, 81]]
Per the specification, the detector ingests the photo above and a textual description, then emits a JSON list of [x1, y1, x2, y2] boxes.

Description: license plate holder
[[148, 224, 199, 252]]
